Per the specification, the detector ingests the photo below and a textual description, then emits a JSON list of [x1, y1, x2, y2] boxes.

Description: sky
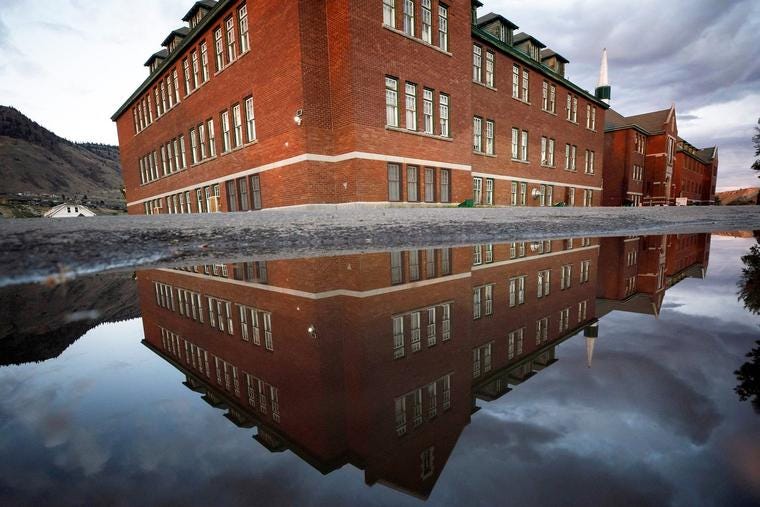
[[0, 0, 759, 190]]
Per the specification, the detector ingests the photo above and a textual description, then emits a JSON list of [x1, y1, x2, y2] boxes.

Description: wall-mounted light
[[307, 324, 317, 339], [294, 109, 303, 126], [531, 188, 543, 200]]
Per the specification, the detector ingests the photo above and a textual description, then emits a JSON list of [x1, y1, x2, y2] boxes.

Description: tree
[[754, 117, 760, 174], [734, 340, 760, 414], [738, 239, 760, 314]]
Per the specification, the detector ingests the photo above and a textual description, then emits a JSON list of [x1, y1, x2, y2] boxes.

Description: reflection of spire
[[584, 323, 599, 368], [595, 48, 611, 104]]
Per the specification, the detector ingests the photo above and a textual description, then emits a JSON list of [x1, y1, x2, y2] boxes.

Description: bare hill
[[0, 106, 123, 201], [717, 188, 760, 206]]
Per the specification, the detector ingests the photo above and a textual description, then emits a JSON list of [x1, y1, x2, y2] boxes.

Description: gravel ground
[[1, 205, 760, 287]]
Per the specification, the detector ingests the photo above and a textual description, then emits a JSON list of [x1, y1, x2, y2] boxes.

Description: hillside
[[0, 106, 124, 202], [716, 188, 760, 206]]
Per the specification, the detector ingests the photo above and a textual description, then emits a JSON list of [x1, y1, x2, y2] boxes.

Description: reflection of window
[[421, 447, 435, 479]]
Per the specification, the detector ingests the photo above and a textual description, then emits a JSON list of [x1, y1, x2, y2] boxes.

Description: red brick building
[[112, 1, 608, 215], [602, 105, 718, 206], [138, 236, 599, 498]]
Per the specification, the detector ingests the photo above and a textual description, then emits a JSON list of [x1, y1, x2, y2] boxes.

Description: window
[[473, 244, 482, 265], [200, 42, 209, 82], [403, 0, 414, 36], [521, 130, 529, 161], [541, 137, 555, 166], [485, 243, 493, 263], [410, 311, 421, 351], [239, 5, 249, 53], [439, 93, 449, 136], [587, 105, 596, 130], [537, 269, 550, 298], [485, 120, 494, 155], [521, 69, 529, 101], [233, 103, 243, 147], [561, 264, 572, 289], [424, 167, 435, 202], [508, 328, 524, 359], [244, 96, 256, 142], [388, 163, 401, 201], [183, 58, 191, 94], [383, 0, 396, 27], [221, 110, 231, 152], [585, 150, 595, 174], [190, 128, 198, 164], [438, 4, 448, 51], [421, 0, 432, 43], [391, 251, 403, 284], [440, 168, 450, 203], [484, 284, 493, 315], [512, 65, 520, 98], [520, 182, 527, 206], [511, 128, 519, 159], [509, 276, 526, 307], [386, 77, 398, 127], [191, 51, 200, 88], [172, 69, 180, 104], [214, 27, 224, 71], [537, 317, 549, 344], [567, 187, 575, 206], [198, 123, 207, 160], [559, 308, 570, 332], [251, 174, 262, 209], [473, 117, 482, 152], [207, 120, 216, 157], [485, 51, 494, 87], [407, 165, 419, 202], [511, 182, 518, 206], [405, 82, 417, 131], [472, 44, 482, 82], [423, 89, 434, 134], [226, 17, 237, 63], [473, 177, 482, 205], [542, 82, 556, 113], [578, 300, 588, 321], [580, 260, 591, 283], [473, 288, 482, 319], [485, 178, 494, 205]]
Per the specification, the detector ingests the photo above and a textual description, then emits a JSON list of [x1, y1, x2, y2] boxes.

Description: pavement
[[2, 205, 760, 288]]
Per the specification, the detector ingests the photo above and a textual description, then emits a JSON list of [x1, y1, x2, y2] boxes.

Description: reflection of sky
[[1, 237, 759, 506]]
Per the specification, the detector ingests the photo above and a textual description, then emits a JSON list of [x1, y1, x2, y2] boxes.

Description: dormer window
[[528, 43, 540, 60], [499, 24, 513, 44]]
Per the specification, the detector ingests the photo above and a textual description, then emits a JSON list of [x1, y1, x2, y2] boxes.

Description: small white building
[[44, 203, 96, 218]]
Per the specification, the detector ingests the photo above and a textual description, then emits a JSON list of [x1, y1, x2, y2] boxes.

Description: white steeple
[[595, 48, 611, 104], [586, 336, 596, 368]]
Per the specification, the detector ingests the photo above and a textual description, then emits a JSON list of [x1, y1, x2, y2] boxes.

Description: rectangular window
[[388, 163, 401, 201], [439, 93, 449, 137], [191, 51, 199, 88], [421, 0, 432, 43], [521, 130, 529, 161], [239, 5, 249, 53], [198, 123, 207, 160], [200, 42, 209, 82], [405, 82, 417, 131], [251, 174, 262, 210], [409, 251, 420, 281], [227, 180, 238, 212], [407, 165, 418, 202], [221, 111, 231, 152], [485, 284, 493, 315], [485, 51, 494, 87], [561, 265, 572, 289], [427, 306, 436, 345], [183, 58, 191, 94], [233, 103, 243, 148], [386, 77, 399, 127], [440, 168, 450, 203], [472, 44, 482, 82], [585, 150, 595, 174], [485, 120, 494, 155], [172, 69, 180, 104], [207, 120, 216, 157], [473, 177, 482, 205], [521, 70, 529, 101], [244, 96, 256, 142], [423, 89, 434, 134], [520, 183, 527, 205], [383, 0, 396, 27], [473, 117, 482, 152], [511, 127, 519, 159], [214, 27, 224, 71], [537, 269, 551, 298], [190, 128, 198, 164], [511, 182, 518, 206], [226, 17, 237, 62], [391, 251, 403, 285], [512, 65, 520, 98], [485, 178, 494, 205], [403, 0, 415, 36], [473, 288, 482, 319], [424, 167, 435, 202], [438, 4, 448, 51]]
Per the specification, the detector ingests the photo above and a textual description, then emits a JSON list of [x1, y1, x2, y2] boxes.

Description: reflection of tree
[[734, 341, 760, 414], [737, 242, 760, 314]]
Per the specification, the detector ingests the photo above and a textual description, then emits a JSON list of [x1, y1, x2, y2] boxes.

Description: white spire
[[586, 336, 596, 368], [597, 48, 609, 88]]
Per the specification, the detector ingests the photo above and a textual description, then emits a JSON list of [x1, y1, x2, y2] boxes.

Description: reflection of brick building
[[139, 238, 599, 498], [113, 1, 607, 215], [596, 233, 711, 318], [603, 105, 718, 206]]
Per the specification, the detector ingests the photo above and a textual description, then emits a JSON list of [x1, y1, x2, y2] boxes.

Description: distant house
[[44, 203, 96, 218]]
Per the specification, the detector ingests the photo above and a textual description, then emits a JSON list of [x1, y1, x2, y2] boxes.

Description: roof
[[43, 203, 95, 218], [698, 147, 717, 161], [513, 32, 546, 48], [604, 107, 671, 134], [144, 49, 169, 67], [476, 12, 519, 30], [540, 48, 569, 63], [182, 0, 218, 22], [161, 27, 190, 47]]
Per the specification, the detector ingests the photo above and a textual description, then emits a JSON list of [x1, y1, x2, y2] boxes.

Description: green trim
[[472, 26, 610, 109], [111, 0, 232, 121], [595, 85, 611, 100]]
